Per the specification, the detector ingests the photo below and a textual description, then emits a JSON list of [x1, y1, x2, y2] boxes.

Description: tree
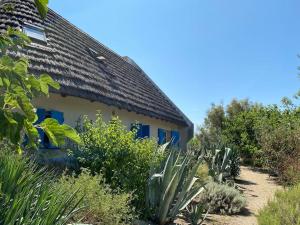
[[0, 1, 80, 152]]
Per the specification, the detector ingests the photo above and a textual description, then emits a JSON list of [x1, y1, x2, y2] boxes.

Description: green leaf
[[4, 110, 17, 124], [3, 78, 10, 87], [39, 118, 81, 147], [60, 124, 81, 144], [4, 93, 19, 109], [14, 58, 29, 77], [39, 74, 60, 96], [27, 75, 41, 92], [7, 27, 31, 44], [14, 87, 37, 122], [0, 77, 3, 86], [24, 120, 39, 149], [34, 0, 49, 19]]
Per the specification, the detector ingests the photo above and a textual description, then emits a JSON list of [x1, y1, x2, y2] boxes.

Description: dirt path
[[205, 166, 282, 225]]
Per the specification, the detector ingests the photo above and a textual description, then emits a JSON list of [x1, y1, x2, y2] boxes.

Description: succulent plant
[[146, 144, 205, 225], [207, 148, 233, 183]]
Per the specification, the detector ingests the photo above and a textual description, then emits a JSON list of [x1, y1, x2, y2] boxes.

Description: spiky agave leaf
[[146, 148, 205, 225]]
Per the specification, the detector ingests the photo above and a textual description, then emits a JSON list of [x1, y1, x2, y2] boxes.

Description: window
[[171, 130, 180, 146], [35, 108, 64, 149], [131, 123, 150, 139], [158, 128, 167, 145], [23, 24, 47, 42], [88, 48, 106, 61], [158, 129, 180, 146]]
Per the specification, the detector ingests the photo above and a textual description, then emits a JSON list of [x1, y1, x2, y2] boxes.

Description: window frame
[[22, 23, 47, 42]]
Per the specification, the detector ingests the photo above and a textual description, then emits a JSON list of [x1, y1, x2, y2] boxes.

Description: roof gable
[[0, 0, 192, 127]]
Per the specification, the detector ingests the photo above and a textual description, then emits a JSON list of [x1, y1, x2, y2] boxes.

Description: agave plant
[[207, 148, 233, 183], [146, 144, 205, 225], [186, 203, 208, 225], [0, 150, 82, 225]]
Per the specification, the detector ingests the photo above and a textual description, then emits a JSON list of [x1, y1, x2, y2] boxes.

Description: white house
[[0, 0, 194, 149]]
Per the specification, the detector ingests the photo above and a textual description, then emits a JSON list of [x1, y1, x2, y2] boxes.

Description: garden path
[[204, 166, 282, 225]]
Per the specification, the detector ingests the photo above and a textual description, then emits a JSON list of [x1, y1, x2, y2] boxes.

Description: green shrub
[[258, 184, 300, 225], [230, 148, 241, 178], [196, 163, 210, 183], [57, 169, 135, 225], [0, 147, 80, 225], [258, 107, 300, 185], [199, 182, 246, 215], [71, 114, 164, 209]]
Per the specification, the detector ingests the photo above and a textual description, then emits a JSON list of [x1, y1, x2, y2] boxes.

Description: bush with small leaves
[[71, 114, 164, 211], [57, 169, 135, 225], [199, 182, 246, 215]]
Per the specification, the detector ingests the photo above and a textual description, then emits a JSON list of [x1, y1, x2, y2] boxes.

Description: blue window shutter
[[48, 110, 64, 149], [50, 110, 64, 124], [171, 130, 180, 146], [158, 128, 166, 145], [142, 125, 150, 138], [35, 108, 46, 147], [35, 108, 46, 124]]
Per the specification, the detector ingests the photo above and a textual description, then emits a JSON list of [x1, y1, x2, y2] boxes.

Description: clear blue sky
[[49, 0, 300, 127]]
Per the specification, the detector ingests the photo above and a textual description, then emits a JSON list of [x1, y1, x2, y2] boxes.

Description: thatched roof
[[0, 0, 193, 127]]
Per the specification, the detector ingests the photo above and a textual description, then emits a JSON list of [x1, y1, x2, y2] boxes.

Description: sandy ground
[[203, 166, 282, 225]]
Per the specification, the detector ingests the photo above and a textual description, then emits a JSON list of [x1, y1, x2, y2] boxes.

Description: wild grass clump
[[199, 182, 246, 215], [258, 184, 300, 225], [0, 147, 81, 225], [57, 169, 135, 225]]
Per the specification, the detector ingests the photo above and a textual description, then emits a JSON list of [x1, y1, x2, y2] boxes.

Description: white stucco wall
[[33, 94, 190, 148]]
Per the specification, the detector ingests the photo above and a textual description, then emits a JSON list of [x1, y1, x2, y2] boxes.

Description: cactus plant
[[146, 145, 205, 225]]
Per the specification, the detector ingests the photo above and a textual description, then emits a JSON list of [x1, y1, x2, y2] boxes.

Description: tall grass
[[0, 149, 82, 225], [258, 184, 300, 225]]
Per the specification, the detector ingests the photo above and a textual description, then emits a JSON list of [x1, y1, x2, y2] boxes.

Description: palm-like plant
[[0, 150, 82, 225], [146, 144, 205, 225]]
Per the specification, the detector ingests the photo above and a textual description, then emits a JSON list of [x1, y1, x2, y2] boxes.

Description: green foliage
[[197, 98, 300, 184], [258, 184, 300, 225], [188, 137, 202, 156], [196, 163, 210, 183], [0, 27, 80, 151], [186, 204, 207, 225], [146, 146, 205, 225], [198, 99, 262, 164], [206, 148, 239, 183], [57, 169, 135, 225], [34, 0, 49, 19], [199, 182, 246, 215], [0, 146, 81, 225], [229, 148, 241, 178], [71, 114, 163, 210], [257, 105, 300, 185]]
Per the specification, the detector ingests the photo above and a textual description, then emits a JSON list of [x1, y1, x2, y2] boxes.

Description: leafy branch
[[0, 27, 80, 152], [34, 0, 49, 19]]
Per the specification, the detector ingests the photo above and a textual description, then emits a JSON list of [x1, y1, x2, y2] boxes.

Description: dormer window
[[23, 24, 47, 42], [88, 48, 106, 61]]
